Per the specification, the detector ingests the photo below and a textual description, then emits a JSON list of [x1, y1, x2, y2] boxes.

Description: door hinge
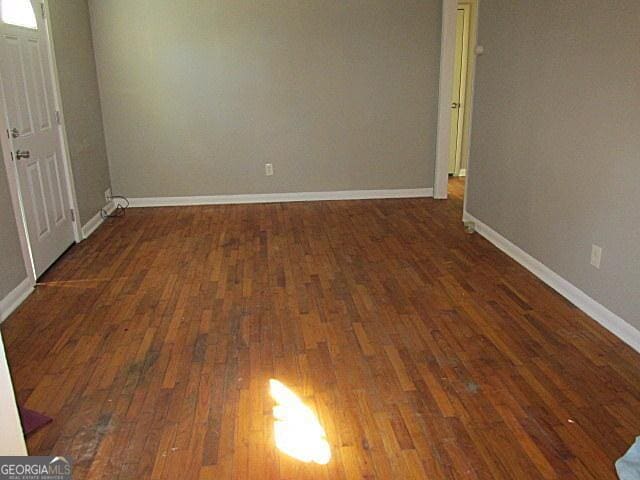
[[70, 209, 76, 222], [55, 111, 61, 125]]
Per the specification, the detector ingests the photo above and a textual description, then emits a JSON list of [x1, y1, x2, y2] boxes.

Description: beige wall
[[467, 0, 640, 328], [88, 0, 441, 198], [0, 162, 26, 299], [48, 0, 111, 224]]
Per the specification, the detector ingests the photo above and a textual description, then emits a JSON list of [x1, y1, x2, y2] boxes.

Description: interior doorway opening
[[434, 0, 478, 201], [448, 2, 472, 179]]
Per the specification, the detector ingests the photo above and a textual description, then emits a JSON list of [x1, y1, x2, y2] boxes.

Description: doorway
[[0, 0, 79, 279], [448, 3, 471, 178], [434, 0, 478, 201]]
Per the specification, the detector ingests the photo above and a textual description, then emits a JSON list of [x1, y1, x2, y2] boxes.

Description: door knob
[[15, 149, 30, 160], [451, 102, 461, 109], [10, 127, 20, 138]]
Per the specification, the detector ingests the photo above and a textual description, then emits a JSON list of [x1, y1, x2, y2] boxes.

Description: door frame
[[434, 0, 479, 199], [0, 0, 82, 285]]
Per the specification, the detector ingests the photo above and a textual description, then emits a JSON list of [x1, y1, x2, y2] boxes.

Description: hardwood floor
[[2, 188, 639, 479], [448, 176, 466, 200]]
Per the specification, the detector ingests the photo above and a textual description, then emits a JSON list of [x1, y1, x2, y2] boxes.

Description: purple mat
[[18, 406, 52, 435]]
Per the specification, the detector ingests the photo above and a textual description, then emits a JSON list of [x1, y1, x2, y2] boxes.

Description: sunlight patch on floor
[[269, 379, 331, 465]]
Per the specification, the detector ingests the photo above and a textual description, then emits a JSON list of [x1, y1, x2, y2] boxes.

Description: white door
[[0, 0, 74, 277]]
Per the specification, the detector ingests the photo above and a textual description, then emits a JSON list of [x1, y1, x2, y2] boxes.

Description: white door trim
[[434, 0, 479, 199], [0, 0, 81, 286]]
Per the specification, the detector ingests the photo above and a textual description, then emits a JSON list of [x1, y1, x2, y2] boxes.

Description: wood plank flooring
[[447, 176, 465, 199], [2, 180, 639, 479]]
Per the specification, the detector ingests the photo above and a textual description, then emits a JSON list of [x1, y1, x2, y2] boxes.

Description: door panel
[[25, 159, 48, 237], [45, 153, 65, 225], [26, 38, 51, 131], [2, 35, 33, 136], [0, 0, 74, 277]]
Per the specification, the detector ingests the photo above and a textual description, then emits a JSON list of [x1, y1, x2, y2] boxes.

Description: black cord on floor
[[101, 195, 130, 219]]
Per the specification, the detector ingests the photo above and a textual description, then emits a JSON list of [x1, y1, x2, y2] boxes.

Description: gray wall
[[49, 0, 111, 225], [88, 0, 441, 197], [0, 163, 26, 299], [467, 0, 640, 328]]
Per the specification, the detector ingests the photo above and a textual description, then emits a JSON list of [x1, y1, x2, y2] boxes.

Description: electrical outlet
[[265, 163, 274, 176], [104, 188, 112, 202], [590, 244, 602, 269]]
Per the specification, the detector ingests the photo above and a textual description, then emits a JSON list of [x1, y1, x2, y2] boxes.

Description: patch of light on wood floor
[[269, 379, 331, 465]]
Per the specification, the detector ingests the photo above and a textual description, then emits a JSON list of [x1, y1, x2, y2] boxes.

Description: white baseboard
[[463, 211, 640, 353], [81, 200, 115, 240], [458, 169, 467, 177], [0, 277, 34, 324], [128, 188, 433, 208]]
